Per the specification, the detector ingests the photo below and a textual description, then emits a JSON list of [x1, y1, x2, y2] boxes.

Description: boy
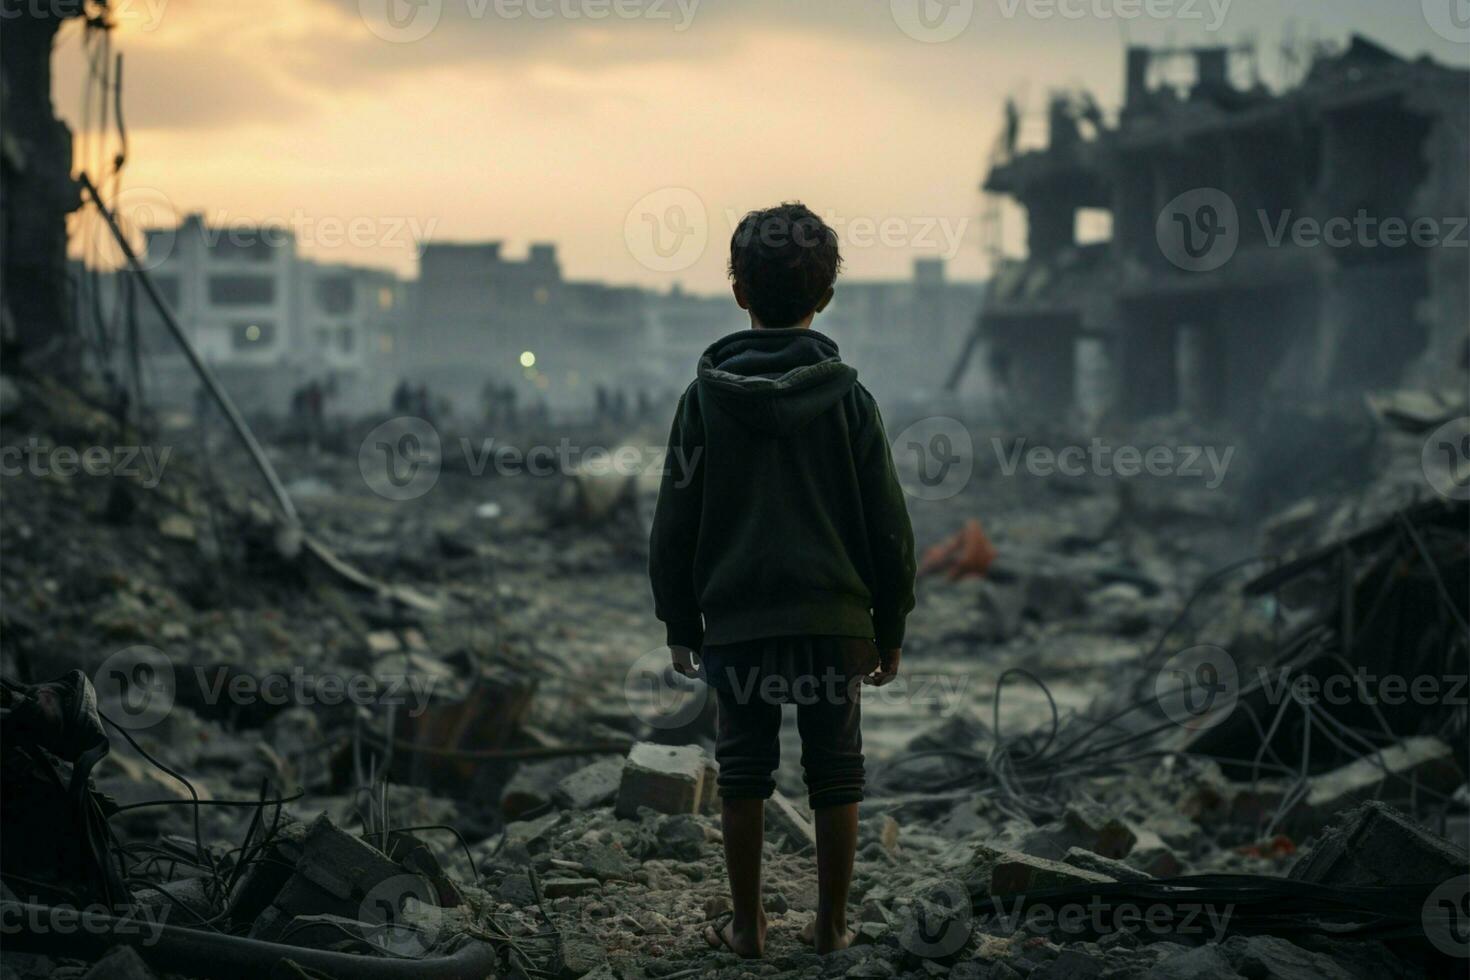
[[648, 202, 917, 958]]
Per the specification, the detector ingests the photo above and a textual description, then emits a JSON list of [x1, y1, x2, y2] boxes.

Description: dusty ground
[[1, 374, 1461, 979]]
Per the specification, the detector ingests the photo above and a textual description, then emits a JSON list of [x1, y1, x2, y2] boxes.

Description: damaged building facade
[[959, 37, 1470, 422], [128, 214, 409, 415]]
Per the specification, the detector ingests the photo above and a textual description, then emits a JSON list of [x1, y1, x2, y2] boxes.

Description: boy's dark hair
[[728, 202, 842, 329]]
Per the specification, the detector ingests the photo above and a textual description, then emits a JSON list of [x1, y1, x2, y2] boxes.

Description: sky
[[55, 0, 1470, 293]]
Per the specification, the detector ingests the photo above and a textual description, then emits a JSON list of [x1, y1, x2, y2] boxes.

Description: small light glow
[[245, 324, 261, 342], [519, 350, 536, 368]]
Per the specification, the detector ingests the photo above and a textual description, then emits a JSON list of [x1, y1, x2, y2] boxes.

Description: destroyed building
[[954, 37, 1470, 421], [0, 1, 86, 363]]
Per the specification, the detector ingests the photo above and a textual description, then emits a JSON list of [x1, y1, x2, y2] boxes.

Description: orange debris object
[[918, 519, 998, 581]]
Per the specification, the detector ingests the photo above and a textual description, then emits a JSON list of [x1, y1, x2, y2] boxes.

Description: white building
[[133, 214, 404, 415]]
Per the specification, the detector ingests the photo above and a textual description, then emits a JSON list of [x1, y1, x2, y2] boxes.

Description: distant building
[[142, 214, 302, 368], [132, 213, 405, 414], [302, 262, 406, 412], [404, 240, 673, 415], [824, 258, 985, 407], [646, 282, 747, 388], [954, 36, 1470, 421], [121, 219, 982, 420]]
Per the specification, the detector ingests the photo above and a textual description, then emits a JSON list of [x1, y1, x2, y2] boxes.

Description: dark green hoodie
[[649, 328, 916, 651]]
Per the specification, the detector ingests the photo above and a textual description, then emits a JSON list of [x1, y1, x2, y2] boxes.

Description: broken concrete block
[[250, 814, 408, 942], [765, 791, 817, 853], [493, 871, 537, 906], [1292, 737, 1464, 832], [158, 514, 196, 542], [1125, 829, 1183, 878], [614, 742, 705, 818], [541, 877, 601, 899], [968, 844, 1114, 896], [560, 931, 609, 977], [1062, 847, 1153, 882], [504, 812, 562, 856], [366, 630, 401, 655], [1289, 800, 1469, 888], [654, 814, 707, 861], [501, 759, 580, 821], [1018, 803, 1136, 861], [554, 757, 624, 811]]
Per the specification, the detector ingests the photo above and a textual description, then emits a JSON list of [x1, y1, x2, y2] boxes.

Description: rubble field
[[1, 372, 1466, 980]]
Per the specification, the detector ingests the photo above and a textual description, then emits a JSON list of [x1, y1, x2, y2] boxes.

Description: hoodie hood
[[697, 329, 858, 436]]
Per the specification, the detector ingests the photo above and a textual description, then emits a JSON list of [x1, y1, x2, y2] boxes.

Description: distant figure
[[649, 203, 915, 960], [415, 383, 432, 423], [503, 384, 520, 427], [481, 380, 501, 424], [303, 379, 325, 450], [391, 378, 414, 414]]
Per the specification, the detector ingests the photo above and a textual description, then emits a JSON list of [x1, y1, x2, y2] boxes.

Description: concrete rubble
[[1, 360, 1466, 979], [0, 337, 1464, 980]]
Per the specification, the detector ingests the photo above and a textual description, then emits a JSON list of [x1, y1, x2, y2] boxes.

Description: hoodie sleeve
[[648, 387, 706, 649], [855, 394, 917, 650]]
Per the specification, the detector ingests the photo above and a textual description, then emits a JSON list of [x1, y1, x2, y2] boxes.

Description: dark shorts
[[700, 635, 878, 811]]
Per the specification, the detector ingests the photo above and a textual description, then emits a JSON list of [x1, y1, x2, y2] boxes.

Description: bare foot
[[706, 914, 766, 959], [800, 917, 854, 954]]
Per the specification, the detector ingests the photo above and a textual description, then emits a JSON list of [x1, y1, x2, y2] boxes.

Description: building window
[[316, 327, 332, 350], [209, 275, 275, 306], [316, 276, 354, 314], [339, 327, 355, 353], [209, 231, 278, 262], [231, 321, 276, 349], [153, 276, 181, 309]]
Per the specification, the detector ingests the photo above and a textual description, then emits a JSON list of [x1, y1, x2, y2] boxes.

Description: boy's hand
[[670, 645, 698, 678], [864, 648, 901, 686]]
